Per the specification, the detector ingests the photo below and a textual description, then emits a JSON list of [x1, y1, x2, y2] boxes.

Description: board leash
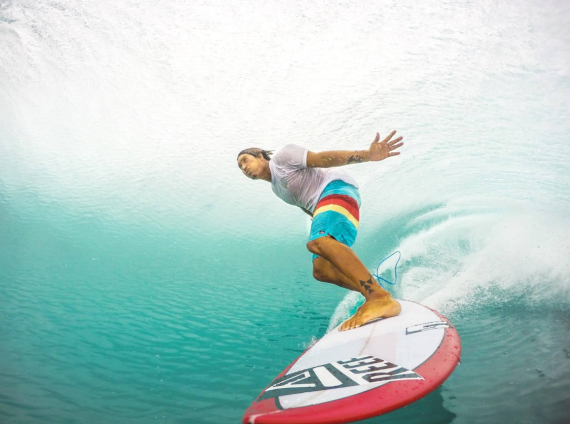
[[373, 251, 401, 290]]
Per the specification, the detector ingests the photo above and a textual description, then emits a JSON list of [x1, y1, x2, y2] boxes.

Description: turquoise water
[[1, 0, 569, 423]]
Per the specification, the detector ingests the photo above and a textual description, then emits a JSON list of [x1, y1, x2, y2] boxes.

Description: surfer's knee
[[306, 239, 321, 255], [306, 236, 332, 255]]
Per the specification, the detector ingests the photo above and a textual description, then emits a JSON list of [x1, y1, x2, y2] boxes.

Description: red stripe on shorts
[[315, 194, 360, 220]]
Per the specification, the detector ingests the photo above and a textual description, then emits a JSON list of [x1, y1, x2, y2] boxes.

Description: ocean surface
[[1, 0, 569, 423]]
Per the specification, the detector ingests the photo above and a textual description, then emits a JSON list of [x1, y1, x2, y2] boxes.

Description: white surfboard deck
[[243, 300, 461, 424]]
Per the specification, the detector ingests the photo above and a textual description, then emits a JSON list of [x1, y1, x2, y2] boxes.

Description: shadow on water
[[358, 386, 456, 424]]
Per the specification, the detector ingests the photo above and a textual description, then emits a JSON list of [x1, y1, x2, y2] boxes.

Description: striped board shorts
[[309, 180, 361, 261]]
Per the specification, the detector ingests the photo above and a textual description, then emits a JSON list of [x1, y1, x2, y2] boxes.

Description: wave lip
[[396, 207, 570, 314], [328, 203, 570, 333]]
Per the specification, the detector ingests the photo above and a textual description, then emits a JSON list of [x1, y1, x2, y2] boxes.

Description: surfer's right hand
[[368, 131, 404, 162]]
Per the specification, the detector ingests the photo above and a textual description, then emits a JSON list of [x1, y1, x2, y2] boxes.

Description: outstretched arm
[[306, 131, 403, 168]]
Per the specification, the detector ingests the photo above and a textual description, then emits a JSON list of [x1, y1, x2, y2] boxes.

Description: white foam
[[397, 209, 570, 314], [302, 335, 319, 350], [329, 203, 570, 328], [326, 291, 361, 333]]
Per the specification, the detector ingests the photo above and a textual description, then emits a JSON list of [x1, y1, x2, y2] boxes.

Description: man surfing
[[237, 131, 404, 331]]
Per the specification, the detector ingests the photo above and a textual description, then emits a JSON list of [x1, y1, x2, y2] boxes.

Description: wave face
[[1, 0, 569, 423]]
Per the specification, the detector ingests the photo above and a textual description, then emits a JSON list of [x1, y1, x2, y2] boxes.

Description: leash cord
[[373, 251, 401, 290]]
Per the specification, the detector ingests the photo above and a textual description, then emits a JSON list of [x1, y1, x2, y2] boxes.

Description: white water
[[400, 208, 570, 310], [2, 1, 570, 423], [2, 0, 570, 305], [3, 0, 569, 318]]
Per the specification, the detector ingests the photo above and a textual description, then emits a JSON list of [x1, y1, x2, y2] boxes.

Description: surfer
[[237, 132, 404, 331]]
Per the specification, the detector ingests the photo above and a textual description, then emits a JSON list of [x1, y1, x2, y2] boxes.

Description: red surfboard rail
[[243, 304, 461, 424]]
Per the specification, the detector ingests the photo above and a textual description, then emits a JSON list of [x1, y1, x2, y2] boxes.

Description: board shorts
[[309, 180, 361, 261]]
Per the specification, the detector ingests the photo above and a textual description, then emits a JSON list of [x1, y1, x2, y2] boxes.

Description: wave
[[328, 200, 570, 331]]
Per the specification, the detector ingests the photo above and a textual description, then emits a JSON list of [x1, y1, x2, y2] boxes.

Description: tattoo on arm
[[359, 277, 376, 295], [347, 155, 365, 164]]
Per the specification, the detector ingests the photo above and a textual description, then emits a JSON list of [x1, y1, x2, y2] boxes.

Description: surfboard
[[242, 300, 461, 424]]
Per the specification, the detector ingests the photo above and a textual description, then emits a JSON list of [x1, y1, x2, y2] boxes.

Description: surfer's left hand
[[369, 131, 404, 161]]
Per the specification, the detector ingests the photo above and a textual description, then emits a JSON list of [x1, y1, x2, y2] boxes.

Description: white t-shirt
[[269, 144, 359, 213]]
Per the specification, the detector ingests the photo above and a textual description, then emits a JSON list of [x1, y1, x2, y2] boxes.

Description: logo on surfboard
[[405, 321, 450, 335], [259, 355, 423, 400]]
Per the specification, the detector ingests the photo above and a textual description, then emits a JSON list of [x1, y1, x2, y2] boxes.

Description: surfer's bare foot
[[339, 295, 401, 331]]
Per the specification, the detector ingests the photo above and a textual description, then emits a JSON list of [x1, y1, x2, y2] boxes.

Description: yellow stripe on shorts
[[313, 204, 359, 229]]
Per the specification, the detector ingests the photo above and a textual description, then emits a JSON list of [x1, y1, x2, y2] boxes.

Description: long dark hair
[[237, 148, 273, 162]]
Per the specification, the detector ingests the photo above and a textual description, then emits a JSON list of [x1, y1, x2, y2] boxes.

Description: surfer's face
[[237, 153, 263, 180]]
